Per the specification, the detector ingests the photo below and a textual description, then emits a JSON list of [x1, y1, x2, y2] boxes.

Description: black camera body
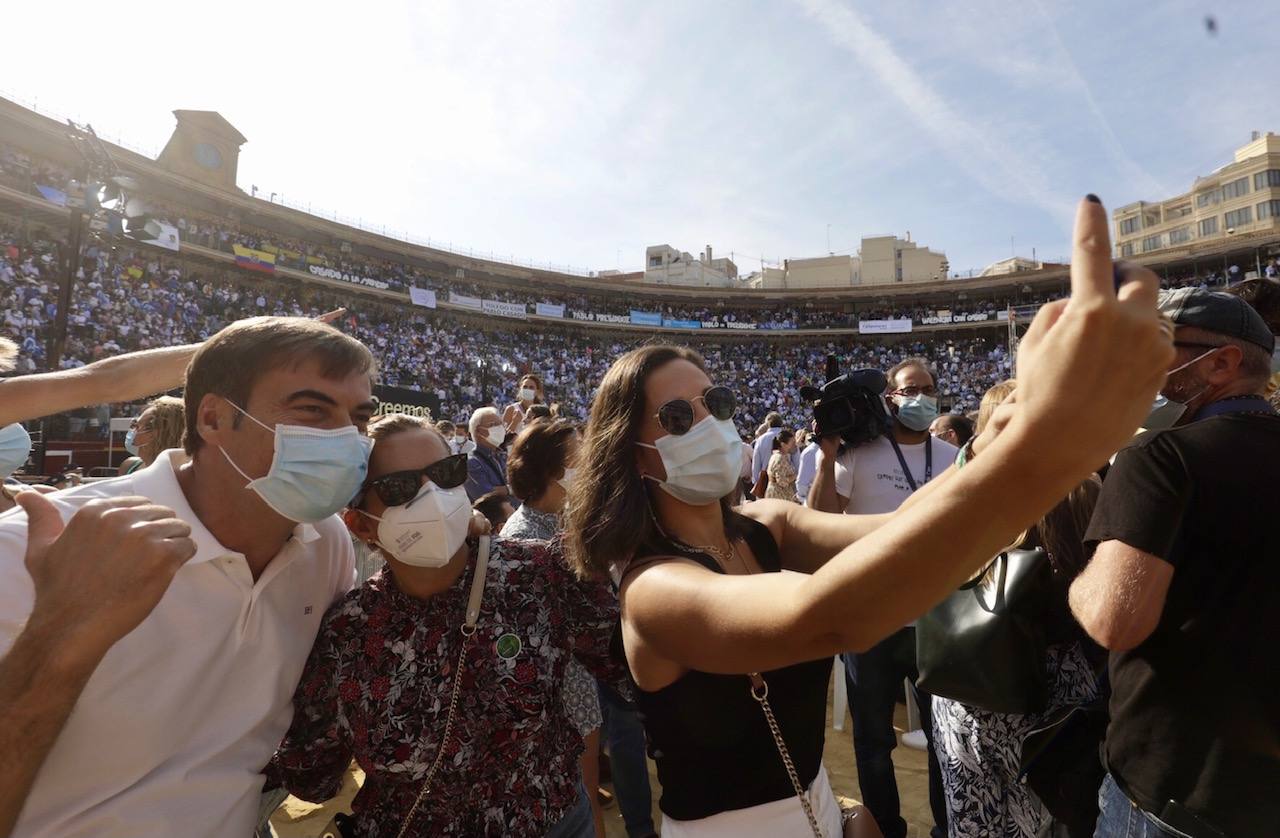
[[801, 368, 892, 449]]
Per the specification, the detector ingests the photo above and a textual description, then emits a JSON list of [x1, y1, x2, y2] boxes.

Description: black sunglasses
[[655, 386, 736, 435], [362, 453, 468, 507]]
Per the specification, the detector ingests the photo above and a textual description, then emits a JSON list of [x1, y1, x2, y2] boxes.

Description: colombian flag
[[232, 244, 277, 274]]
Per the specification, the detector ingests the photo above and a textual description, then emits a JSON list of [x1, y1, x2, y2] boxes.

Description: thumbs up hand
[[18, 493, 197, 665]]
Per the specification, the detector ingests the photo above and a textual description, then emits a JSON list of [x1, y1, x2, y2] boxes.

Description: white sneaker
[[901, 729, 928, 750]]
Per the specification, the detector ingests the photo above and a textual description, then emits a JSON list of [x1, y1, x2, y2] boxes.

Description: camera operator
[[809, 357, 956, 838]]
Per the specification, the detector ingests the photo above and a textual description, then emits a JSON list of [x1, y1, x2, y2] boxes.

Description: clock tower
[[155, 110, 246, 192]]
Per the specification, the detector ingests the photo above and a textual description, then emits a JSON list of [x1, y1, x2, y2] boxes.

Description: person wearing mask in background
[[765, 430, 799, 502], [750, 412, 783, 490], [1071, 288, 1279, 838], [809, 357, 958, 838], [473, 487, 516, 534], [504, 419, 612, 837], [445, 420, 476, 456], [0, 317, 377, 838], [795, 422, 820, 506], [466, 406, 510, 502], [931, 380, 1106, 838], [929, 414, 974, 449], [118, 396, 185, 475], [269, 414, 622, 837], [0, 422, 36, 514], [503, 373, 546, 436]]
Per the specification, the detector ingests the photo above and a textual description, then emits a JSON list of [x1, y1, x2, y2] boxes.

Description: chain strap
[[395, 623, 474, 838], [749, 673, 826, 838]]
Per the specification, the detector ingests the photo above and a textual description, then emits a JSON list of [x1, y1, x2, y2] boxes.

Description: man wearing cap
[[1070, 287, 1279, 837]]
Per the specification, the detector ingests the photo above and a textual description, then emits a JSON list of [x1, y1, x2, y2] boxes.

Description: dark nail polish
[[1085, 193, 1102, 204]]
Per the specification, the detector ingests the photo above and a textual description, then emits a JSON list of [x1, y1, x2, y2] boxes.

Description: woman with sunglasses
[[270, 413, 623, 837], [563, 200, 1175, 837]]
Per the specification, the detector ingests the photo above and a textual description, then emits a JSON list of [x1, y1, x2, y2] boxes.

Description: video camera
[[800, 356, 892, 449]]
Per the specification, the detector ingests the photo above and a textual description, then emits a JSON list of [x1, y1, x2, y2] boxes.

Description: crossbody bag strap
[[748, 672, 826, 838], [396, 535, 492, 838]]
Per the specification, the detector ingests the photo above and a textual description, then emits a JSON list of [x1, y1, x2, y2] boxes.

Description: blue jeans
[[599, 683, 657, 837], [1094, 774, 1191, 838], [843, 627, 946, 838], [545, 781, 594, 838]]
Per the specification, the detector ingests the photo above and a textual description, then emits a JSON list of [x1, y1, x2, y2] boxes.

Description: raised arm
[[0, 344, 197, 426], [623, 197, 1173, 678], [0, 493, 195, 836], [806, 437, 846, 512]]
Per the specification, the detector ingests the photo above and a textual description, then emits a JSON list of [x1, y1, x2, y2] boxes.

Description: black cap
[[1158, 287, 1275, 354]]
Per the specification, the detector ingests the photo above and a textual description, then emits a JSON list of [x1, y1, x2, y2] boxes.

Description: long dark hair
[[1035, 475, 1101, 579], [564, 344, 742, 578]]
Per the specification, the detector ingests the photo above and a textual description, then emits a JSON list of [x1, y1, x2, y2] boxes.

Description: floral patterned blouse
[[269, 536, 622, 837]]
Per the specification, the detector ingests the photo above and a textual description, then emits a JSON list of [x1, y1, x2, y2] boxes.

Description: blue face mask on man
[[219, 402, 373, 523], [0, 423, 32, 479], [892, 393, 940, 432]]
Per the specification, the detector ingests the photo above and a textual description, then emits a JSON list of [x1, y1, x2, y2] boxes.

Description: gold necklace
[[647, 504, 740, 566]]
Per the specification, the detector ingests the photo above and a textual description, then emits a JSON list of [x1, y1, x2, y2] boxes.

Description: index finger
[[1070, 194, 1114, 303]]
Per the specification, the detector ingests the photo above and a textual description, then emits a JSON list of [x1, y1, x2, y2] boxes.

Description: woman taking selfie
[[270, 414, 621, 837], [562, 200, 1174, 837]]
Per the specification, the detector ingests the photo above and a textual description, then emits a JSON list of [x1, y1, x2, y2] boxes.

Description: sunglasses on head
[[361, 453, 468, 507], [655, 386, 736, 435]]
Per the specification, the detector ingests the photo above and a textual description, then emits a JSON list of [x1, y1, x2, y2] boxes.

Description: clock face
[[193, 143, 223, 170]]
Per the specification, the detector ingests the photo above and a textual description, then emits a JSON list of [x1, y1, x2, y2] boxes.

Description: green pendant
[[495, 632, 522, 659]]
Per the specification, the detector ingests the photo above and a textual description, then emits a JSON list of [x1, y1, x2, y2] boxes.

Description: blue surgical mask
[[124, 427, 141, 456], [0, 423, 32, 478], [893, 394, 940, 432], [219, 402, 373, 523]]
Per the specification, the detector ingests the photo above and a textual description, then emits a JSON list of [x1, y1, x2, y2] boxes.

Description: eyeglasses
[[362, 453, 468, 507], [890, 385, 938, 398], [655, 386, 736, 435]]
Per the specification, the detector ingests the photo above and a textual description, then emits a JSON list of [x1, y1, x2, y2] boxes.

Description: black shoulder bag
[[915, 547, 1052, 715]]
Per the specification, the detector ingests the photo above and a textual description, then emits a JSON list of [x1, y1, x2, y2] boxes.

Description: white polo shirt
[[0, 449, 354, 838]]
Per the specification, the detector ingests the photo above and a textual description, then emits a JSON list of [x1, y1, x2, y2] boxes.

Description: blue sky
[[4, 1, 1273, 277]]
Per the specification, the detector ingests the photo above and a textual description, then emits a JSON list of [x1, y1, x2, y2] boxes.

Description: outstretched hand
[[1006, 196, 1173, 468], [19, 493, 197, 665]]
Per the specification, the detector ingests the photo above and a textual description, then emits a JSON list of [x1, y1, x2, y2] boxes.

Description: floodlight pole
[[50, 209, 85, 369]]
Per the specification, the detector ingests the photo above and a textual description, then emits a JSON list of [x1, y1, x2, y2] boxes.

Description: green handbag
[[915, 548, 1052, 715]]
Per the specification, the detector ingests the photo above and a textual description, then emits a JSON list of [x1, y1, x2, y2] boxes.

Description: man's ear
[[194, 393, 228, 449]]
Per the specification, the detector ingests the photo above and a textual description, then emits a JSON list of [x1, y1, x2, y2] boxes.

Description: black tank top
[[627, 517, 832, 821]]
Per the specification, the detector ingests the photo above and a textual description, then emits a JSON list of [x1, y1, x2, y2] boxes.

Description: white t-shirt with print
[[824, 433, 959, 515]]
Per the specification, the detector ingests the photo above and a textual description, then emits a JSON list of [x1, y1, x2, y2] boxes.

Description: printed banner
[[630, 310, 663, 327], [409, 287, 437, 308], [449, 291, 483, 310], [482, 299, 528, 319], [857, 318, 913, 335], [36, 184, 68, 206], [232, 244, 276, 273], [140, 220, 180, 252], [570, 311, 633, 324], [308, 264, 389, 290], [920, 311, 993, 325], [373, 384, 441, 421], [662, 318, 701, 330], [535, 302, 565, 318], [724, 321, 758, 331]]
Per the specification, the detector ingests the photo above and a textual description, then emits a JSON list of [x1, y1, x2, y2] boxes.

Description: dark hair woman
[[270, 413, 622, 837], [503, 373, 545, 436], [560, 230, 1171, 837]]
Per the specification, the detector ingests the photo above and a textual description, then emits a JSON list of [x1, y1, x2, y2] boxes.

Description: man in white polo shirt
[[0, 316, 378, 838]]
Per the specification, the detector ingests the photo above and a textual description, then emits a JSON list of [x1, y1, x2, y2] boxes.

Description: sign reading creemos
[[858, 319, 913, 334], [409, 287, 437, 309], [535, 302, 565, 318], [482, 299, 528, 319], [920, 311, 995, 325], [373, 384, 441, 421], [449, 291, 483, 310], [630, 310, 663, 327], [308, 264, 390, 290]]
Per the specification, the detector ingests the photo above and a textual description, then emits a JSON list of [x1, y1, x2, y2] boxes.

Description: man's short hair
[[766, 412, 783, 428], [182, 317, 375, 455], [473, 487, 513, 528], [886, 357, 935, 390], [469, 406, 501, 440], [938, 414, 975, 446], [1180, 326, 1273, 389], [436, 420, 456, 436]]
